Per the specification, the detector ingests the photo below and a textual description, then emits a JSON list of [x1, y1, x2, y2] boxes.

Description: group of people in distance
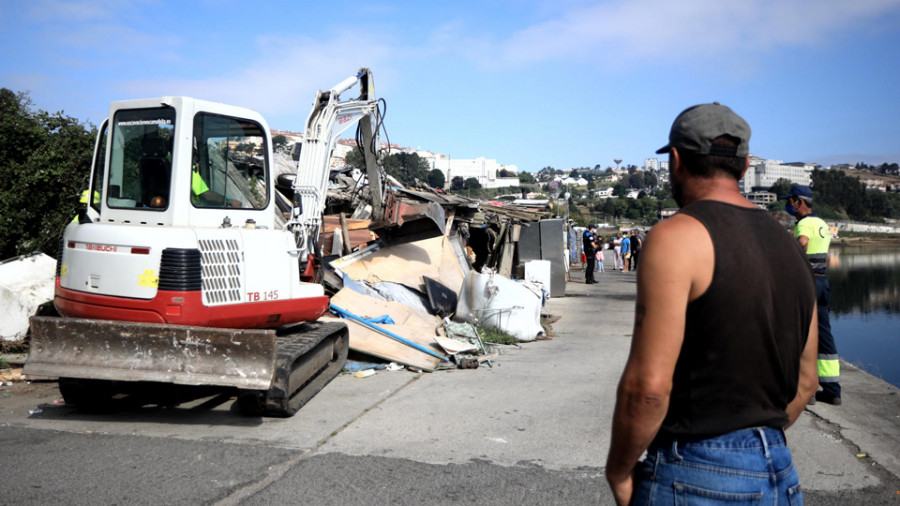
[[580, 227, 643, 283]]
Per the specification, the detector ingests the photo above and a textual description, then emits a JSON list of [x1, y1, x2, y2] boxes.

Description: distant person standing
[[595, 238, 605, 273], [583, 224, 598, 284], [620, 233, 631, 273], [630, 229, 643, 271], [782, 184, 842, 406], [613, 233, 624, 270]]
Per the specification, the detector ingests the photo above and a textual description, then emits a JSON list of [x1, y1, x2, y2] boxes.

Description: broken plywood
[[335, 235, 464, 293], [329, 288, 445, 371], [321, 316, 442, 371], [320, 215, 376, 255]]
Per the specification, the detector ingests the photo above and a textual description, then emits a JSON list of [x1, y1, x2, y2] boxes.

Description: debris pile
[[315, 165, 570, 373]]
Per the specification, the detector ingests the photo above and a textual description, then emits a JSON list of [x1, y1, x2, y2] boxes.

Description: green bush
[[0, 89, 96, 259]]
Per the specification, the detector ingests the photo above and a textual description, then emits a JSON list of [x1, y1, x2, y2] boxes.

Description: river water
[[827, 243, 900, 388]]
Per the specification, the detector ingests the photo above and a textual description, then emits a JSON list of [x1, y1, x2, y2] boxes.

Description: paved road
[[2, 265, 899, 504]]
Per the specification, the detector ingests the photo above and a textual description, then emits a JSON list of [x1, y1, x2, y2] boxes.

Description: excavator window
[[190, 113, 269, 210], [107, 106, 175, 210], [89, 120, 107, 214]]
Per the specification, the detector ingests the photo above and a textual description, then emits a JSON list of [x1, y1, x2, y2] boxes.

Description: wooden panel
[[336, 235, 465, 294]]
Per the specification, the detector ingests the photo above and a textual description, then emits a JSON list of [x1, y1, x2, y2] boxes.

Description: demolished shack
[[298, 157, 569, 370]]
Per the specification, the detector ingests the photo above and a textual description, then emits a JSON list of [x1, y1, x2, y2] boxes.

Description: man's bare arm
[[785, 306, 819, 428], [605, 214, 712, 505]]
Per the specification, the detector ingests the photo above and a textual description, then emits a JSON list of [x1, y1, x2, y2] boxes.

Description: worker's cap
[[656, 102, 751, 157], [778, 185, 813, 202]]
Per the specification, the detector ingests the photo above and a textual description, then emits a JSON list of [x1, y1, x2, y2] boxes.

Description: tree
[[0, 89, 97, 259], [612, 182, 627, 197], [344, 147, 365, 170], [450, 176, 465, 190], [464, 177, 482, 190], [628, 172, 645, 189], [769, 178, 792, 198], [537, 166, 557, 181], [344, 150, 430, 187], [427, 168, 446, 189], [518, 171, 537, 184], [498, 168, 509, 177], [272, 134, 289, 153]]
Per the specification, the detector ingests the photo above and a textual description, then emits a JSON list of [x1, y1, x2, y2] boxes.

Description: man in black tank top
[[605, 103, 818, 505]]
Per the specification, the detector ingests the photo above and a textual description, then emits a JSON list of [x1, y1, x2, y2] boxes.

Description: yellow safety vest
[[794, 215, 830, 275]]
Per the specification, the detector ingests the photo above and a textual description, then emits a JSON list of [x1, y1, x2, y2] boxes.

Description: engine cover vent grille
[[198, 239, 242, 305]]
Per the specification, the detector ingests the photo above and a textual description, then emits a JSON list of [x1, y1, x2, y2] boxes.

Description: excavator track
[[236, 320, 348, 417]]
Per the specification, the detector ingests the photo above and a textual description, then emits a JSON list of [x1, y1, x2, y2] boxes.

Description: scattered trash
[[857, 452, 869, 458], [385, 362, 405, 371], [343, 360, 387, 373], [458, 354, 499, 369], [28, 408, 42, 415], [354, 369, 376, 378], [455, 269, 544, 342], [52, 398, 65, 404]]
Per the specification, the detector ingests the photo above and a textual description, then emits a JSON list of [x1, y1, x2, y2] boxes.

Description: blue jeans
[[633, 427, 803, 505]]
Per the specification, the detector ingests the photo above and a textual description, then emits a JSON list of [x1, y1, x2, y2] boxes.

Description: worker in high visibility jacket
[[781, 184, 841, 406], [71, 189, 100, 222]]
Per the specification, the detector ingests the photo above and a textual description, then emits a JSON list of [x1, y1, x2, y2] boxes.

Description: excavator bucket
[[25, 317, 278, 390], [371, 193, 447, 246]]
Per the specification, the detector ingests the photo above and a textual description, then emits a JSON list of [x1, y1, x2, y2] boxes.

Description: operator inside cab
[[191, 150, 242, 208]]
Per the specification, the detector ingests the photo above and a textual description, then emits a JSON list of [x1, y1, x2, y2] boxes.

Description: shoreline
[[833, 235, 900, 246]]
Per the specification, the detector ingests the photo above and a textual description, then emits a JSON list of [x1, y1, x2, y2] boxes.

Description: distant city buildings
[[275, 129, 894, 195], [272, 132, 519, 190], [739, 157, 814, 192]]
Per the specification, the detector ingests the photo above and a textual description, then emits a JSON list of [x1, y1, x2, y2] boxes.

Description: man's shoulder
[[649, 212, 709, 244]]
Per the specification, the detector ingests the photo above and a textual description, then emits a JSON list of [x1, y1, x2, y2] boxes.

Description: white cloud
[[471, 0, 900, 68], [116, 31, 397, 125]]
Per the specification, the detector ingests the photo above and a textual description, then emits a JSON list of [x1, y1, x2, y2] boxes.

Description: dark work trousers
[[584, 253, 596, 283], [816, 275, 841, 398], [631, 250, 640, 271]]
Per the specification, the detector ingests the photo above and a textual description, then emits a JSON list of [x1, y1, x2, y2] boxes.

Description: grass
[[476, 325, 518, 345]]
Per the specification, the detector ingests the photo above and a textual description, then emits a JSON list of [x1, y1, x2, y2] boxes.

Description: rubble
[[319, 169, 565, 368]]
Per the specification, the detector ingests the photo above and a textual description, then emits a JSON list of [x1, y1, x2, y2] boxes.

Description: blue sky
[[3, 0, 900, 172]]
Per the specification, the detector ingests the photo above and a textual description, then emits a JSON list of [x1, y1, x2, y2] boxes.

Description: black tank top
[[658, 200, 816, 439]]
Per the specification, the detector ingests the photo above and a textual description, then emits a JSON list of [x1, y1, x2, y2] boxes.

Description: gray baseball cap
[[655, 102, 751, 157]]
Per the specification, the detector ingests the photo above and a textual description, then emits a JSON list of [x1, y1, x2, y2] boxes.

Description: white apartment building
[[645, 158, 659, 171], [307, 138, 519, 190], [740, 157, 813, 192], [414, 151, 519, 189]]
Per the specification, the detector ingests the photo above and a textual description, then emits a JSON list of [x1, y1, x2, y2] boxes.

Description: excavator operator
[[191, 152, 242, 208]]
